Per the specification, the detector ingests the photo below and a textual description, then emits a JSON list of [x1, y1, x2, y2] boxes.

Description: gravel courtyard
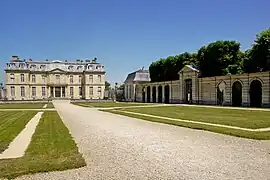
[[16, 101, 270, 180]]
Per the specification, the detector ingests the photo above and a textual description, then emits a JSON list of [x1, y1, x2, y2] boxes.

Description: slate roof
[[124, 69, 151, 83]]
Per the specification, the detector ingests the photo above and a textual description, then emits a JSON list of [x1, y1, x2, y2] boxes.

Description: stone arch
[[158, 85, 163, 103], [232, 81, 242, 106], [250, 80, 262, 107], [232, 79, 244, 87], [164, 85, 170, 104], [146, 86, 151, 103], [216, 80, 226, 105], [152, 86, 157, 103], [249, 77, 264, 85]]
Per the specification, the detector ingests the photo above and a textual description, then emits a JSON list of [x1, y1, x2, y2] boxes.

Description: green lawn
[[0, 103, 46, 109], [46, 102, 55, 108], [72, 101, 154, 108], [0, 111, 86, 179], [0, 111, 36, 153], [104, 106, 270, 140]]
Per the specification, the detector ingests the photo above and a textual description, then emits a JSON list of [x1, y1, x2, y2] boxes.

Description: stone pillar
[[133, 84, 136, 101], [60, 87, 62, 98], [156, 85, 159, 103], [128, 85, 130, 100], [150, 85, 152, 102], [125, 85, 128, 100], [52, 87, 54, 98], [162, 85, 165, 103]]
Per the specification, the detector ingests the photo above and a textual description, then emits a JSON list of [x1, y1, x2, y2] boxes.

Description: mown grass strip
[[104, 109, 270, 140], [0, 111, 37, 153], [0, 111, 86, 179], [121, 106, 270, 129], [0, 103, 46, 109]]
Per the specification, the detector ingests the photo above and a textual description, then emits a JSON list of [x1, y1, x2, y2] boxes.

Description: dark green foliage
[[149, 28, 270, 82]]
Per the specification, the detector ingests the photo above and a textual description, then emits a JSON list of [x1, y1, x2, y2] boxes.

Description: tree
[[244, 28, 270, 72], [149, 52, 199, 82], [105, 81, 111, 90], [198, 40, 242, 77]]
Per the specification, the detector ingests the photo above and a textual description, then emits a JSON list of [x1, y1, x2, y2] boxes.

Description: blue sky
[[0, 0, 269, 85]]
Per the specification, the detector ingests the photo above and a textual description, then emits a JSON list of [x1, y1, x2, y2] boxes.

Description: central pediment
[[49, 68, 66, 73], [178, 65, 199, 74]]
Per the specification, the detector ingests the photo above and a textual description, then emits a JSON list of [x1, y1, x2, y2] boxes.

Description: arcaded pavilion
[[124, 65, 270, 107]]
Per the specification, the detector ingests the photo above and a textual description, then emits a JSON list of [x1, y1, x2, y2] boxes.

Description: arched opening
[[185, 79, 192, 103], [217, 81, 225, 105], [158, 85, 162, 103], [146, 86, 151, 103], [250, 80, 262, 107], [152, 86, 157, 103], [164, 85, 170, 104], [142, 87, 146, 103], [232, 81, 242, 107]]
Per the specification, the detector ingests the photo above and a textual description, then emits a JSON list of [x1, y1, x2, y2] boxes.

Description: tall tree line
[[149, 28, 270, 82]]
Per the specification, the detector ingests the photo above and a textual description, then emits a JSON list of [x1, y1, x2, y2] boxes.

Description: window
[[32, 75, 36, 83], [89, 75, 93, 83], [79, 75, 82, 83], [40, 65, 46, 70], [10, 74, 15, 83], [98, 87, 101, 97], [42, 87, 46, 96], [42, 75, 46, 83], [20, 74, 24, 82], [55, 75, 60, 84], [79, 87, 82, 96], [89, 87, 93, 96], [11, 86, 15, 96], [98, 75, 101, 83], [70, 75, 73, 83], [70, 87, 74, 96], [32, 87, 36, 97], [21, 86, 25, 97]]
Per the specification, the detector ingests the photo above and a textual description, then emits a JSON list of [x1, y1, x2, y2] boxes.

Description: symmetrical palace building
[[3, 56, 105, 100], [124, 65, 270, 107]]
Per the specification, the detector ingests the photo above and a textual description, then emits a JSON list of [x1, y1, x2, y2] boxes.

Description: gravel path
[[16, 101, 270, 180]]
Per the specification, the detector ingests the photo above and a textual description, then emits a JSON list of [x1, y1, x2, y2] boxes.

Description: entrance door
[[55, 87, 61, 97], [185, 79, 192, 103]]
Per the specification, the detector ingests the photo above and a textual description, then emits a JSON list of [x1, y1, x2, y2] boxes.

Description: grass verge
[[103, 109, 270, 140], [0, 111, 36, 153], [0, 103, 46, 109], [72, 101, 154, 108], [0, 111, 86, 179], [119, 106, 270, 129]]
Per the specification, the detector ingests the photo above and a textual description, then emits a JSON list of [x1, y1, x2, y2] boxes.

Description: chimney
[[92, 57, 97, 63], [12, 56, 19, 61]]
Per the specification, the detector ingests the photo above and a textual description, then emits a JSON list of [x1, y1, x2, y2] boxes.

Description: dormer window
[[30, 65, 36, 69], [40, 65, 46, 70], [68, 66, 74, 71], [88, 65, 94, 70], [77, 66, 82, 71]]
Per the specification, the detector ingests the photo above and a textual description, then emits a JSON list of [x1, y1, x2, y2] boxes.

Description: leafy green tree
[[198, 40, 242, 77], [105, 81, 111, 90], [244, 28, 270, 72]]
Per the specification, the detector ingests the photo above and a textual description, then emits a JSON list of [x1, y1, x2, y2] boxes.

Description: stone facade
[[4, 56, 106, 100], [124, 65, 270, 107]]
